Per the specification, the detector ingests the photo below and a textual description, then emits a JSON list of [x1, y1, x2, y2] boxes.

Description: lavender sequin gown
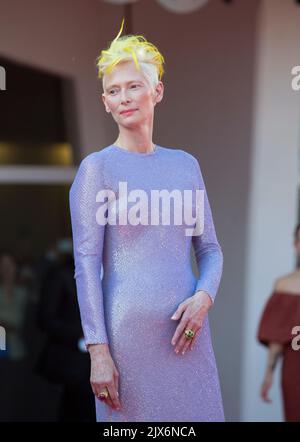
[[69, 144, 225, 422]]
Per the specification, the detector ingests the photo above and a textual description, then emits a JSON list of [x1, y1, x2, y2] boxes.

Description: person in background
[[257, 223, 300, 422], [35, 238, 95, 422], [0, 250, 28, 421], [0, 250, 27, 361]]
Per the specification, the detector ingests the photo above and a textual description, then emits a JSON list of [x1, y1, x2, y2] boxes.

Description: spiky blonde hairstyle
[[95, 18, 165, 91]]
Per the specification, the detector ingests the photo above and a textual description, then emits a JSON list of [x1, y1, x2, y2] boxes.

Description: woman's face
[[101, 60, 163, 128], [0, 254, 16, 282]]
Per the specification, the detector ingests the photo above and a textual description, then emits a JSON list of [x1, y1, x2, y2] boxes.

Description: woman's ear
[[154, 81, 164, 104], [101, 93, 110, 113]]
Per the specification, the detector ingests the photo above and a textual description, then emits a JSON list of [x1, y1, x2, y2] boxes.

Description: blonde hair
[[96, 18, 165, 91]]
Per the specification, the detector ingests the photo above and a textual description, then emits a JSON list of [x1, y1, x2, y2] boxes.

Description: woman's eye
[[109, 85, 139, 94]]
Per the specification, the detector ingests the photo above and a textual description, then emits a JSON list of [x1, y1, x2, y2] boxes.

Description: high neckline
[[110, 144, 160, 156]]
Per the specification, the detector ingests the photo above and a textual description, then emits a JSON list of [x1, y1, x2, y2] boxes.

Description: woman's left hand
[[170, 290, 212, 354]]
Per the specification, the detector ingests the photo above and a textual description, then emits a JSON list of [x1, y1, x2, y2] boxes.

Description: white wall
[[241, 0, 300, 421]]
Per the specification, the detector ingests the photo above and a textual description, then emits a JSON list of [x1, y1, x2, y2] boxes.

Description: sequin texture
[[69, 144, 225, 422]]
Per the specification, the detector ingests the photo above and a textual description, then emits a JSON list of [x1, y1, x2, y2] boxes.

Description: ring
[[97, 387, 109, 399], [184, 328, 195, 339]]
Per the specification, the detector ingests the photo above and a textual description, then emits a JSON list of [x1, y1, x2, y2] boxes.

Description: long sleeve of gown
[[190, 155, 223, 304], [69, 153, 109, 347]]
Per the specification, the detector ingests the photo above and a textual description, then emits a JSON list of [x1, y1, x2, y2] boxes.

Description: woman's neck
[[114, 138, 155, 154], [115, 126, 155, 154]]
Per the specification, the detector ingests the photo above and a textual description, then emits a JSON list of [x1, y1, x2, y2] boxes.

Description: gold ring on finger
[[184, 328, 195, 339], [97, 387, 109, 399]]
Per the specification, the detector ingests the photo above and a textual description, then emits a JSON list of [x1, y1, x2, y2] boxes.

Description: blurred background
[[0, 0, 300, 422]]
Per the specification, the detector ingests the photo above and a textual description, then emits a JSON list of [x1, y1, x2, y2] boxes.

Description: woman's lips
[[120, 109, 137, 115]]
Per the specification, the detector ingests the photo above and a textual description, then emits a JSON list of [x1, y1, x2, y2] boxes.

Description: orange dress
[[257, 291, 300, 421]]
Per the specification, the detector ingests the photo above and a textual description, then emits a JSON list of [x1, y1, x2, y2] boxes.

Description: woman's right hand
[[260, 370, 273, 403], [88, 344, 121, 411]]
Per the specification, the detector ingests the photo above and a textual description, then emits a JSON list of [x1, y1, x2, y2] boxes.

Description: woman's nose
[[120, 89, 131, 104]]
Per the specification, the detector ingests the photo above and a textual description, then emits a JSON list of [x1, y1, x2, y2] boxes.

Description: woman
[[0, 251, 27, 361], [257, 223, 300, 421], [0, 250, 28, 420], [35, 242, 95, 422], [69, 18, 224, 422]]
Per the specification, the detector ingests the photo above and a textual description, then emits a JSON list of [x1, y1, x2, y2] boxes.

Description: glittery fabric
[[69, 144, 224, 422]]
